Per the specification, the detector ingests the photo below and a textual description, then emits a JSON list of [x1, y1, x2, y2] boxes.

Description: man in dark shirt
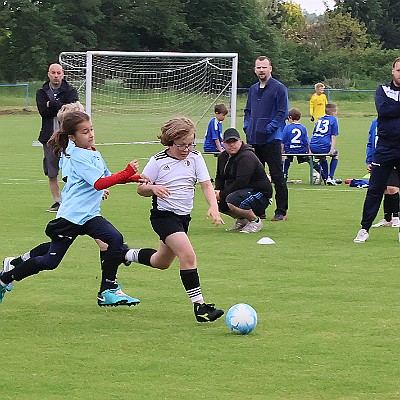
[[215, 128, 272, 233], [36, 63, 79, 212]]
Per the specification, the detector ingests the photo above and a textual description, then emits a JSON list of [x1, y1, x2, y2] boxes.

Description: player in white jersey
[[0, 111, 153, 307], [132, 116, 225, 323]]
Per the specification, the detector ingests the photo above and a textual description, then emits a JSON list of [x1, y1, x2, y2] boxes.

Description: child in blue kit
[[281, 107, 321, 180], [203, 104, 228, 153], [310, 103, 339, 185]]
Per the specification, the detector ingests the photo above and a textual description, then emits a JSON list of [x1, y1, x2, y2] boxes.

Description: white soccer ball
[[226, 303, 258, 335]]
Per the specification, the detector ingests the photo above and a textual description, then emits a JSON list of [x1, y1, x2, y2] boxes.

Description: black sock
[[180, 269, 203, 303], [384, 193, 399, 221], [138, 248, 157, 266]]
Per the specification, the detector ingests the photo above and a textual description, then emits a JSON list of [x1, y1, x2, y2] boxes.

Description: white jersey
[[142, 149, 211, 215]]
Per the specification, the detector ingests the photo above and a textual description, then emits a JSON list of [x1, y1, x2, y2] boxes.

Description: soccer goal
[[59, 51, 238, 144]]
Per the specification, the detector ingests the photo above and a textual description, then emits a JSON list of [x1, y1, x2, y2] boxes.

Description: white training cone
[[257, 237, 276, 245]]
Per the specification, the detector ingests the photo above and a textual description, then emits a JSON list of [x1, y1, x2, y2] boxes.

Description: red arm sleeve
[[125, 174, 142, 183], [94, 164, 137, 190]]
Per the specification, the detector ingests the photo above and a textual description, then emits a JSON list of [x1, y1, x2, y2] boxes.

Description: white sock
[[125, 249, 141, 263]]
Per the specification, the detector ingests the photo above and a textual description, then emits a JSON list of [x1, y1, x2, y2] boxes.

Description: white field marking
[[33, 140, 161, 147], [289, 187, 364, 193]]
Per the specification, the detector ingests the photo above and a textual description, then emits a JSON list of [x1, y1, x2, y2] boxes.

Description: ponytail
[[48, 111, 90, 158], [48, 128, 69, 158]]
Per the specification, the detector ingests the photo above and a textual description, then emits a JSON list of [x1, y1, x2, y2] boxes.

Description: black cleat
[[194, 302, 224, 322]]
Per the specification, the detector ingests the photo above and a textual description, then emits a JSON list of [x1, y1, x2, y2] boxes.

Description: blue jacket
[[375, 81, 400, 148], [365, 119, 378, 165], [243, 78, 288, 144]]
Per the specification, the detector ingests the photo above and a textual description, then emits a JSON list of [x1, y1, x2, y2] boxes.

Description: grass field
[[1, 108, 400, 400]]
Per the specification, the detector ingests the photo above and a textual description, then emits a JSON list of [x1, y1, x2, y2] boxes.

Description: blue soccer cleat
[[97, 284, 140, 307], [0, 272, 11, 304], [3, 257, 15, 291]]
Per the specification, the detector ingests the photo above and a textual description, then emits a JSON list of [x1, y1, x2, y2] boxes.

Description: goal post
[[59, 51, 238, 143]]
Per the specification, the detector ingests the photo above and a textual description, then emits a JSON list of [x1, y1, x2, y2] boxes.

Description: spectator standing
[[203, 104, 228, 153], [243, 56, 289, 221], [354, 57, 400, 243], [36, 63, 79, 212], [310, 83, 328, 122], [366, 119, 400, 227]]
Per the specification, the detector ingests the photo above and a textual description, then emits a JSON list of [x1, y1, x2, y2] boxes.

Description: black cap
[[223, 128, 241, 142]]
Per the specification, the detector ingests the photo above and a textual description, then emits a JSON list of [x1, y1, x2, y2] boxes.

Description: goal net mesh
[[59, 52, 236, 144]]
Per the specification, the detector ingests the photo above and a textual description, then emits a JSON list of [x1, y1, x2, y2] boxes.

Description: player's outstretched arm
[[200, 180, 224, 226]]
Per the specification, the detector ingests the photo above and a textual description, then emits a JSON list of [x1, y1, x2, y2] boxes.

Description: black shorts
[[150, 209, 191, 243], [220, 188, 271, 216], [386, 168, 400, 187], [286, 155, 310, 164]]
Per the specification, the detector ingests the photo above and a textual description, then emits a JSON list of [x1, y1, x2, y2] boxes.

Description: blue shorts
[[220, 188, 271, 216]]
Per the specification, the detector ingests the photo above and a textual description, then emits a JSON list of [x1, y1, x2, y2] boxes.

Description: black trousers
[[9, 216, 126, 291], [361, 145, 400, 230], [252, 141, 288, 216]]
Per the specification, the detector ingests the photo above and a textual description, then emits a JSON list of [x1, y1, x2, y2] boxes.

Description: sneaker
[[226, 218, 247, 232], [194, 302, 224, 322], [271, 214, 287, 221], [97, 284, 140, 307], [2, 257, 15, 291], [47, 202, 60, 213], [353, 229, 369, 243], [240, 218, 263, 233], [371, 219, 391, 228], [391, 217, 400, 228], [326, 177, 337, 186], [313, 172, 321, 184]]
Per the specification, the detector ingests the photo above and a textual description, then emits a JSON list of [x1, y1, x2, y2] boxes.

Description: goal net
[[59, 51, 238, 144]]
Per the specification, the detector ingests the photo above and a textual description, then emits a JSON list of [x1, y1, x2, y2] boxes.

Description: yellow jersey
[[310, 93, 328, 120]]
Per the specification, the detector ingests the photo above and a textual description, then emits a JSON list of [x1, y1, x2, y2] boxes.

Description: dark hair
[[289, 107, 301, 121], [48, 111, 90, 158], [214, 104, 228, 115], [158, 117, 196, 146]]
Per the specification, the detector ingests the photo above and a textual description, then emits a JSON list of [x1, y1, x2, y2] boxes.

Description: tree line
[[0, 0, 398, 88]]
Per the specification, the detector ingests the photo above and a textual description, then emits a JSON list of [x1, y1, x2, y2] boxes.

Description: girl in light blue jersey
[[0, 111, 153, 307]]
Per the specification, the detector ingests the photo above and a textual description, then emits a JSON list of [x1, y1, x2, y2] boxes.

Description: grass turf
[[1, 111, 399, 400]]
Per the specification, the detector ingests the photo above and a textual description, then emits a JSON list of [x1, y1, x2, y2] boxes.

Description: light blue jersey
[[57, 146, 111, 225], [310, 115, 339, 153]]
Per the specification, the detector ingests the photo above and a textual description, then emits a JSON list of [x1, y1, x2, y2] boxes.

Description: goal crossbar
[[59, 51, 238, 136]]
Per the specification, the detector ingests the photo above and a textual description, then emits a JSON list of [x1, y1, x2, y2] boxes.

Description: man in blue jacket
[[244, 56, 289, 221], [354, 57, 400, 242], [36, 63, 79, 213]]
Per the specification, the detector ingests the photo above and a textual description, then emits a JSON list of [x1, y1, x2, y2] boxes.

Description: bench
[[204, 151, 333, 186], [282, 153, 333, 185]]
